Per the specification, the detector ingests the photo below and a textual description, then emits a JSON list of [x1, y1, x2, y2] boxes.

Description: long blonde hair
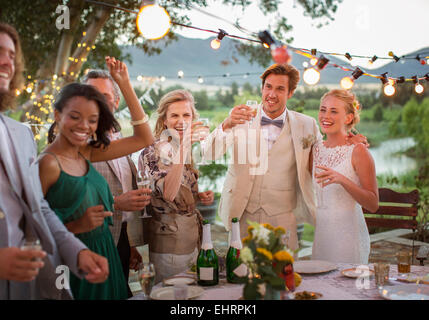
[[321, 89, 361, 131], [154, 89, 199, 139]]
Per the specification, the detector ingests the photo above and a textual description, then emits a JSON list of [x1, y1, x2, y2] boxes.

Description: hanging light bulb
[[302, 61, 309, 68], [384, 84, 396, 96], [160, 76, 166, 82], [136, 3, 171, 40], [310, 58, 318, 66], [210, 29, 227, 50], [303, 55, 329, 86], [381, 73, 395, 96], [340, 67, 364, 90], [412, 76, 424, 94], [367, 55, 378, 68], [198, 76, 204, 84], [258, 30, 275, 49], [340, 76, 354, 90], [257, 30, 291, 64], [177, 70, 184, 78], [210, 38, 221, 50], [303, 68, 321, 85], [415, 83, 424, 94], [271, 45, 291, 64]]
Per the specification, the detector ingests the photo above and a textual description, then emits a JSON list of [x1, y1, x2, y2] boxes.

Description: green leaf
[[243, 280, 263, 300]]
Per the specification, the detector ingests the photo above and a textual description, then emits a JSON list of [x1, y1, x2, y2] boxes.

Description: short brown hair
[[0, 22, 25, 112], [260, 64, 300, 93]]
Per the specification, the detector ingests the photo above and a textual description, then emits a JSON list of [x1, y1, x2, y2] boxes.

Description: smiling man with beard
[[0, 22, 109, 300]]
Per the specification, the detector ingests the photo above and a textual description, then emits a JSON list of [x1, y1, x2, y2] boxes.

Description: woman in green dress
[[38, 57, 154, 299]]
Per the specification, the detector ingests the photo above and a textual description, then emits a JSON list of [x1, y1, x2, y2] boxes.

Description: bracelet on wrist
[[130, 114, 149, 126]]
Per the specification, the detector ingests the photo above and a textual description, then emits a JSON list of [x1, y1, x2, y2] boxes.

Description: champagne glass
[[21, 239, 43, 300], [198, 118, 210, 164], [138, 262, 156, 300], [137, 168, 152, 218], [246, 100, 258, 126], [313, 164, 327, 209]]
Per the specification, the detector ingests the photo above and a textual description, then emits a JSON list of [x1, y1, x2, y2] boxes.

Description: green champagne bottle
[[197, 220, 219, 286], [226, 217, 244, 283]]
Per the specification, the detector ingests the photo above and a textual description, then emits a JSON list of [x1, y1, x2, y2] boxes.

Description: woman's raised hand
[[105, 56, 129, 86]]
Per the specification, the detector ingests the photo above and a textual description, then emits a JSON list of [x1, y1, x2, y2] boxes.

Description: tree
[[1, 0, 342, 138]]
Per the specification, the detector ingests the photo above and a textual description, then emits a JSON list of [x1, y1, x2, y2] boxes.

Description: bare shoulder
[[352, 143, 374, 168], [38, 152, 61, 184]]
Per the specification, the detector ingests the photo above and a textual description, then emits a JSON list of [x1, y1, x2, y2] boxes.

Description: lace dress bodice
[[311, 141, 370, 264]]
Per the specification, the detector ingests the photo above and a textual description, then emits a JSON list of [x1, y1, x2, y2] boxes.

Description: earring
[[53, 123, 59, 136], [92, 132, 97, 141]]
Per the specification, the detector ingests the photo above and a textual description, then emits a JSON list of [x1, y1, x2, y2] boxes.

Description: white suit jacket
[[204, 108, 322, 230]]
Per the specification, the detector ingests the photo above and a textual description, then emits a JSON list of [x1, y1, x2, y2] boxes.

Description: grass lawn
[[302, 223, 315, 242]]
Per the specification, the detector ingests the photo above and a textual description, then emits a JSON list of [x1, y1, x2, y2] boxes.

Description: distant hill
[[123, 35, 429, 86]]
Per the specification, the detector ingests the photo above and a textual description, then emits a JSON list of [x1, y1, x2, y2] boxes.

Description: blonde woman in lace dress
[[311, 89, 379, 264]]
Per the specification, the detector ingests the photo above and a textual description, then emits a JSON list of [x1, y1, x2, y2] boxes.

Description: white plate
[[150, 285, 204, 300], [293, 260, 337, 274], [379, 284, 429, 300], [163, 276, 196, 286], [341, 267, 375, 278]]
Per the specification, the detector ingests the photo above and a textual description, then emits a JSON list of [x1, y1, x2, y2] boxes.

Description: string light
[[257, 30, 275, 48], [258, 30, 291, 64], [309, 58, 318, 66], [340, 67, 364, 90], [381, 73, 395, 96], [303, 67, 321, 85], [412, 76, 424, 94], [177, 70, 184, 78], [136, 3, 171, 40], [388, 51, 400, 62], [198, 76, 204, 84], [303, 55, 329, 85], [210, 29, 227, 50]]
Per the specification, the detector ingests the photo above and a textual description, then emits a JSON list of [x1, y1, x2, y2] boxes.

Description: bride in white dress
[[311, 89, 379, 264]]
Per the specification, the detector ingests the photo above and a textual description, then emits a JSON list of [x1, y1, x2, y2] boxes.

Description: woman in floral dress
[[138, 90, 214, 283]]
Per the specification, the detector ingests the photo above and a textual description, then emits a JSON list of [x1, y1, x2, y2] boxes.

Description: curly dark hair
[[0, 22, 25, 112], [48, 83, 120, 148]]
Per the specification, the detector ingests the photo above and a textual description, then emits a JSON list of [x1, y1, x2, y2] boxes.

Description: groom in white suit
[[204, 64, 322, 251], [0, 22, 109, 300]]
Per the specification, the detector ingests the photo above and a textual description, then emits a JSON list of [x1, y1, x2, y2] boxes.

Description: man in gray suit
[[0, 22, 109, 300], [82, 68, 151, 297]]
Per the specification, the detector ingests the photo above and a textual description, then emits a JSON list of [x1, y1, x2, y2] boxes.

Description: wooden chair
[[363, 188, 419, 260]]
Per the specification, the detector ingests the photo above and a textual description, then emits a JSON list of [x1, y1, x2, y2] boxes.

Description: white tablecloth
[[130, 262, 429, 300]]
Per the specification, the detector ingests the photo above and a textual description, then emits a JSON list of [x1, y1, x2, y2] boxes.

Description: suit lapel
[[1, 117, 38, 212], [106, 159, 121, 181], [288, 111, 305, 173]]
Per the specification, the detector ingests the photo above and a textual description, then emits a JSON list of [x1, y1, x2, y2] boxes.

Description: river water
[[369, 137, 416, 176]]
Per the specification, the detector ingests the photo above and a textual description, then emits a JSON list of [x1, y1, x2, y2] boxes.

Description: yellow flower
[[256, 248, 273, 260], [262, 223, 274, 231], [242, 235, 252, 244], [274, 226, 286, 235], [294, 272, 302, 287], [247, 226, 255, 235], [273, 250, 294, 264]]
